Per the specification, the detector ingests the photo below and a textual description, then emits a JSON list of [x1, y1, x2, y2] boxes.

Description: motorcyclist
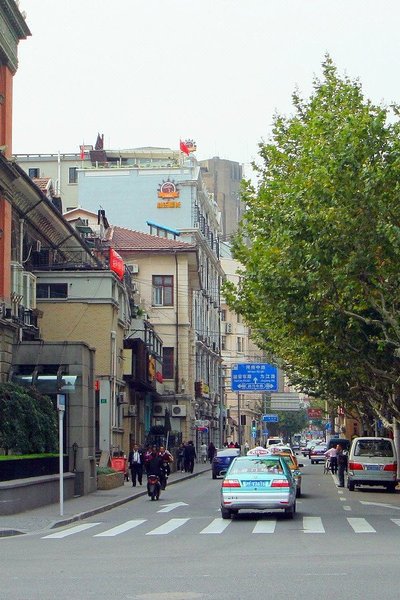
[[158, 445, 173, 490], [146, 447, 163, 491]]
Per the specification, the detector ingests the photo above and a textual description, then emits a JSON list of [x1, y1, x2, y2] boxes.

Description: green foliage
[[97, 466, 117, 475], [0, 383, 58, 454], [227, 56, 400, 422]]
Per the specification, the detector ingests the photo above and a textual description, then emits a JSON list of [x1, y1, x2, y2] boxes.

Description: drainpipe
[[174, 252, 179, 393]]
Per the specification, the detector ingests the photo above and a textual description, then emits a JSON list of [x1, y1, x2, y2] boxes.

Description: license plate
[[244, 480, 267, 487], [366, 465, 381, 471]]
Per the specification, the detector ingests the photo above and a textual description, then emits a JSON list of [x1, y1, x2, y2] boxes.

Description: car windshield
[[229, 458, 284, 474], [354, 440, 394, 457]]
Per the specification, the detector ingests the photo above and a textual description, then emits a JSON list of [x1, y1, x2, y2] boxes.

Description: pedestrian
[[207, 442, 216, 463], [244, 441, 249, 455], [200, 442, 207, 463], [228, 441, 235, 448], [324, 445, 338, 474], [336, 444, 348, 487], [128, 443, 144, 487], [184, 440, 197, 473], [177, 442, 185, 472]]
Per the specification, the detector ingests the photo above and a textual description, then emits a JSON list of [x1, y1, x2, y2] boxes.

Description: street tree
[[225, 56, 400, 424]]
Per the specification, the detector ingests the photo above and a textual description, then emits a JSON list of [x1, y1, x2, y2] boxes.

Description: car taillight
[[383, 463, 397, 472], [222, 479, 241, 488], [271, 479, 290, 487], [348, 461, 363, 470]]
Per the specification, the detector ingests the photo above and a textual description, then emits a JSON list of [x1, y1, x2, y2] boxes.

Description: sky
[[12, 0, 400, 177]]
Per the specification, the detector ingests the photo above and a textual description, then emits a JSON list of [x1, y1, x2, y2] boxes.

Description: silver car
[[220, 454, 297, 519]]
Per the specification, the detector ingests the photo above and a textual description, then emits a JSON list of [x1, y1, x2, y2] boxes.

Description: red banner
[[109, 248, 125, 280]]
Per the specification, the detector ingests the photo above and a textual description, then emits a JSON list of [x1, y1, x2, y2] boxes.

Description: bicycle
[[323, 457, 331, 474]]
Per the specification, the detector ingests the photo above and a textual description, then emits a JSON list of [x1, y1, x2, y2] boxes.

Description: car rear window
[[229, 458, 283, 474], [353, 440, 394, 457]]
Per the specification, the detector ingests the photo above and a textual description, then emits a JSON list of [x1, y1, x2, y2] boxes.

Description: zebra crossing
[[41, 516, 400, 539]]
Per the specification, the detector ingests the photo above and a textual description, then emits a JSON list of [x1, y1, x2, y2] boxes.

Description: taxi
[[273, 451, 303, 497], [220, 454, 297, 520]]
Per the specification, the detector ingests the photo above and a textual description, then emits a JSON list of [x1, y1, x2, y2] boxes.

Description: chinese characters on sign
[[231, 363, 278, 391]]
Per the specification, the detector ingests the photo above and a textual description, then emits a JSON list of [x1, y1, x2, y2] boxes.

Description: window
[[152, 275, 173, 306], [237, 336, 244, 352], [69, 167, 78, 184], [221, 309, 226, 322], [28, 168, 40, 178], [37, 283, 68, 299], [221, 335, 226, 351], [162, 347, 174, 379]]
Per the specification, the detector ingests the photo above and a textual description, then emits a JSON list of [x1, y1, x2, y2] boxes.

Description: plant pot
[[97, 471, 124, 490]]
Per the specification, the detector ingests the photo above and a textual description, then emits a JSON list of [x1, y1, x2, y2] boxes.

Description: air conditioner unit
[[171, 405, 186, 417], [153, 403, 166, 416], [128, 263, 139, 274], [225, 322, 233, 334], [128, 405, 137, 416]]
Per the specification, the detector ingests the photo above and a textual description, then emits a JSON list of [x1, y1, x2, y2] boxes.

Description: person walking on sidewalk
[[128, 443, 144, 487], [207, 442, 216, 463], [336, 444, 348, 487], [177, 442, 185, 472], [184, 440, 197, 473]]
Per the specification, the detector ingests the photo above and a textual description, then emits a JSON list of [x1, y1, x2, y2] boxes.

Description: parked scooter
[[147, 474, 161, 501]]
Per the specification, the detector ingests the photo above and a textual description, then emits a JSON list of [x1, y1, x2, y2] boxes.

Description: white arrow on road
[[157, 502, 188, 513], [360, 501, 400, 511]]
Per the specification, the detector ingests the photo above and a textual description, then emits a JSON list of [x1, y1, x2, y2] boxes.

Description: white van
[[347, 437, 398, 492]]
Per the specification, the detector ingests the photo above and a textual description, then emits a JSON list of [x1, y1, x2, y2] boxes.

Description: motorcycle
[[147, 474, 161, 501]]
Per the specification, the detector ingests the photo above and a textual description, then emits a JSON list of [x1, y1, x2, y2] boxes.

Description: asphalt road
[[2, 458, 400, 600]]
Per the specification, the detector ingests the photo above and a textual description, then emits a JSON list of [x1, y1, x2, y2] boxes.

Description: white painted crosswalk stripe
[[200, 518, 231, 534], [94, 519, 146, 537], [347, 518, 376, 533], [39, 515, 400, 539], [303, 516, 325, 533], [42, 523, 100, 538], [146, 518, 189, 535], [252, 520, 276, 533], [390, 519, 400, 527]]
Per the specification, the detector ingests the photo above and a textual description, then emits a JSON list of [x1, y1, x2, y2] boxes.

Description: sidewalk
[[0, 462, 211, 538]]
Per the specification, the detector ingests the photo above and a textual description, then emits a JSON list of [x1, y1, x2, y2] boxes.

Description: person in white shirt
[[324, 446, 338, 474], [128, 443, 143, 486]]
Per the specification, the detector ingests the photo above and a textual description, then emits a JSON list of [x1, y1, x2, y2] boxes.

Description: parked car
[[220, 454, 297, 519], [347, 437, 398, 492], [275, 451, 303, 497], [212, 448, 240, 479], [310, 444, 328, 464]]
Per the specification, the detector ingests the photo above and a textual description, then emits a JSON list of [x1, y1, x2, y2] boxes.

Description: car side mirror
[[219, 469, 227, 477]]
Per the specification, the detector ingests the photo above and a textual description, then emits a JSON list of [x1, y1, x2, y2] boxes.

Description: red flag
[[80, 144, 85, 160], [109, 248, 125, 280], [180, 140, 190, 156]]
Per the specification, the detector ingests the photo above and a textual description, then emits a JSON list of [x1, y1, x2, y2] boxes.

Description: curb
[[0, 467, 209, 537]]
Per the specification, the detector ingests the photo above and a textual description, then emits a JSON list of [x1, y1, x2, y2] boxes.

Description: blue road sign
[[251, 431, 257, 439], [262, 430, 269, 436], [262, 414, 279, 423], [231, 363, 278, 392]]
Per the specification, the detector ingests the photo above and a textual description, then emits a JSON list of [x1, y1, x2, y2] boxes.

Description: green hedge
[[0, 383, 58, 454]]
